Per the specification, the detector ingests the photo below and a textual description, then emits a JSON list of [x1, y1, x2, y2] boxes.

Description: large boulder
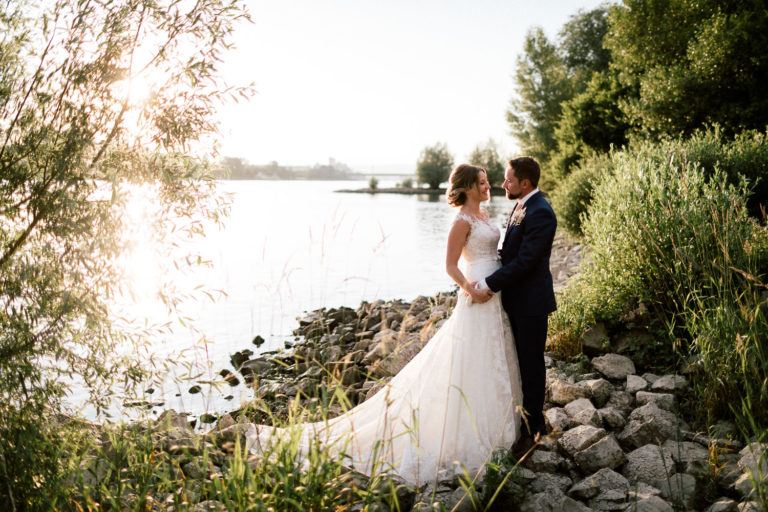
[[626, 374, 648, 394], [564, 398, 602, 428], [738, 442, 768, 476], [573, 434, 626, 473], [581, 323, 609, 355], [545, 407, 570, 432], [605, 390, 634, 417], [550, 378, 591, 405], [661, 440, 710, 475], [592, 354, 636, 380], [623, 444, 676, 489], [618, 403, 684, 449], [597, 407, 627, 430], [651, 375, 688, 393], [558, 425, 607, 457], [523, 450, 568, 473], [580, 378, 613, 407], [568, 468, 629, 500], [635, 391, 676, 411]]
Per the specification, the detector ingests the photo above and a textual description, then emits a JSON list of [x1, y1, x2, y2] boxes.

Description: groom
[[470, 156, 557, 458]]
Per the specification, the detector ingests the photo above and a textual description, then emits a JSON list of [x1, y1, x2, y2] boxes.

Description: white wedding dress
[[246, 212, 523, 486]]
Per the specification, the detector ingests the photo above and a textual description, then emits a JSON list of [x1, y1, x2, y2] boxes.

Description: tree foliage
[[507, 7, 623, 174], [0, 0, 250, 505], [416, 142, 453, 189], [468, 139, 505, 187], [605, 0, 768, 138], [507, 27, 572, 164]]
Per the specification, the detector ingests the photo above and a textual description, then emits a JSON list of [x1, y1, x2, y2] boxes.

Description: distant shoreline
[[335, 187, 507, 195]]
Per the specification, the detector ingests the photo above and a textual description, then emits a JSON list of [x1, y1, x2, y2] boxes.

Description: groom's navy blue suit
[[485, 190, 557, 439]]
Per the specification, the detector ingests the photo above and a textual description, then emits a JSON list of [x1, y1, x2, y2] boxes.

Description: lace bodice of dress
[[454, 211, 500, 263]]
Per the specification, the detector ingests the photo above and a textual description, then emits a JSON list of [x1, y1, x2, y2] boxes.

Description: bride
[[246, 164, 523, 487]]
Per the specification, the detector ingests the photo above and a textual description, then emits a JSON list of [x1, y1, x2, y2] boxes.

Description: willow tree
[[0, 1, 251, 506]]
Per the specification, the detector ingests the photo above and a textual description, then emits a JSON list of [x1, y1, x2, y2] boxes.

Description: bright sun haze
[[217, 0, 609, 170]]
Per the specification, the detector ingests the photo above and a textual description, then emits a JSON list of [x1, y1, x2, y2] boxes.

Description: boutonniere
[[509, 206, 526, 227]]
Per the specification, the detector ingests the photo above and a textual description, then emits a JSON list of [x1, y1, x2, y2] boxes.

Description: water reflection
[[78, 180, 521, 421]]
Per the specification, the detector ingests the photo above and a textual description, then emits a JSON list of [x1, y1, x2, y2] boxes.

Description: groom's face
[[503, 166, 523, 199]]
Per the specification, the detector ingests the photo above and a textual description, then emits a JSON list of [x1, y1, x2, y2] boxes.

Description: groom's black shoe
[[511, 434, 538, 461]]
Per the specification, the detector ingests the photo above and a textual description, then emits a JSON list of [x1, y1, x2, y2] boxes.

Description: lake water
[[77, 179, 515, 422]]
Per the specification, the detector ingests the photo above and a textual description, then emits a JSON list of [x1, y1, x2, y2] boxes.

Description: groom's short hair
[[509, 157, 540, 188]]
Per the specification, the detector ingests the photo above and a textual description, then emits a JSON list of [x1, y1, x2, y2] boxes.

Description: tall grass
[[550, 140, 768, 423]]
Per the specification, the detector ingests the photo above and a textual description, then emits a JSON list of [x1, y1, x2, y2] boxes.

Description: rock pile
[[217, 295, 765, 511], [512, 352, 764, 511]]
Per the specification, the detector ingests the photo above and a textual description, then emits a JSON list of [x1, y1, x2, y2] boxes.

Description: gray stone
[[704, 497, 739, 512], [523, 449, 567, 473], [520, 488, 568, 512], [630, 482, 663, 497], [443, 487, 474, 512], [568, 468, 629, 500], [558, 425, 607, 457], [588, 488, 626, 511], [592, 354, 636, 380], [618, 420, 664, 450], [736, 501, 763, 512], [550, 378, 591, 405], [605, 390, 634, 416], [529, 472, 573, 494], [733, 472, 757, 499], [641, 373, 660, 385], [571, 407, 603, 428], [657, 472, 697, 509], [650, 375, 687, 393], [560, 496, 593, 512], [582, 323, 609, 355], [738, 442, 768, 476], [565, 398, 602, 427], [574, 434, 626, 473], [661, 440, 710, 475], [625, 403, 684, 444], [598, 407, 627, 430], [635, 391, 676, 411], [545, 407, 570, 432], [624, 444, 676, 489], [626, 374, 648, 394], [629, 495, 675, 512], [581, 378, 614, 407]]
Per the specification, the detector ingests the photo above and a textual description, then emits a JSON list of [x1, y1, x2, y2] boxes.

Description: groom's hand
[[468, 286, 494, 304]]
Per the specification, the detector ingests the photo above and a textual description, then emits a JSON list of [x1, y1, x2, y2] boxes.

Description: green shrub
[[549, 152, 612, 237], [558, 144, 768, 427], [551, 126, 768, 237]]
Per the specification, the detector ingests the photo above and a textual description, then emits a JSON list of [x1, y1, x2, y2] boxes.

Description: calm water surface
[[77, 179, 515, 421]]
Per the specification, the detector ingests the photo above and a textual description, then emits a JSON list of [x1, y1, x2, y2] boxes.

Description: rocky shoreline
[[78, 235, 765, 510], [102, 291, 765, 512]]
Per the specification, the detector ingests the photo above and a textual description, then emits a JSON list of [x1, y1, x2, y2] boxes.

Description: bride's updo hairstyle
[[446, 164, 485, 207]]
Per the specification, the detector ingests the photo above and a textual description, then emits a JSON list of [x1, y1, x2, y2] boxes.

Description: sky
[[216, 0, 609, 172]]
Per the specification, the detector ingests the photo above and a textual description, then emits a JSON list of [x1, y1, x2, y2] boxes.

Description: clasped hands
[[465, 281, 494, 304]]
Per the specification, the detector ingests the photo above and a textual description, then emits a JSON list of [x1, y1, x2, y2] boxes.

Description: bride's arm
[[445, 219, 472, 293]]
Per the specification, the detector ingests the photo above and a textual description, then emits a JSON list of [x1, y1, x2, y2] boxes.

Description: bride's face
[[470, 171, 491, 202]]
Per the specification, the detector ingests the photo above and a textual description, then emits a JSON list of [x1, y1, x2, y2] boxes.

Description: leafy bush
[[552, 126, 768, 237], [549, 152, 613, 236], [550, 142, 768, 428]]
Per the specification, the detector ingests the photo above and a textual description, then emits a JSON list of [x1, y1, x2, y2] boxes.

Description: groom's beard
[[507, 190, 520, 200]]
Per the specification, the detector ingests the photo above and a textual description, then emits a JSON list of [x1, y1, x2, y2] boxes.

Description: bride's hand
[[468, 286, 494, 304]]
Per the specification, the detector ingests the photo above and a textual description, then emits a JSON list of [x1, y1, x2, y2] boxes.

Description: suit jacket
[[486, 191, 557, 317]]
